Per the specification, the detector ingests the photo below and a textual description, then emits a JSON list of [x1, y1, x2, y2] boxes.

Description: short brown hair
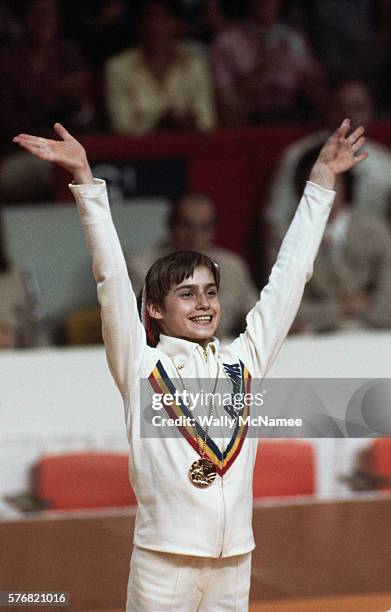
[[144, 250, 220, 345]]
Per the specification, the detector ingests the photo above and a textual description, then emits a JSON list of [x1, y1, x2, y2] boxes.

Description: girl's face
[[148, 266, 221, 348]]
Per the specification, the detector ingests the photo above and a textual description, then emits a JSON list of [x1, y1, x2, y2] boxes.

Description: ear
[[147, 301, 164, 321]]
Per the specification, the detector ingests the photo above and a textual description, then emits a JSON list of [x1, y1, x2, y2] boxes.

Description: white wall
[[3, 198, 169, 332]]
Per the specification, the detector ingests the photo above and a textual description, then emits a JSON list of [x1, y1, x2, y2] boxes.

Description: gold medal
[[189, 458, 216, 488], [173, 359, 222, 489]]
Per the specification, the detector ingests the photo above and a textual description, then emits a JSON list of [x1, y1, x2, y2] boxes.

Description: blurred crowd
[[1, 0, 391, 140], [1, 0, 391, 347]]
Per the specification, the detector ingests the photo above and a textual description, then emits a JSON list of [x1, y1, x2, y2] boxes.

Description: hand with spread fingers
[[13, 123, 93, 185], [310, 118, 368, 190]]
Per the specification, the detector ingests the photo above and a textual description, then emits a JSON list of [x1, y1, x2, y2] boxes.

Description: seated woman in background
[[0, 214, 49, 348]]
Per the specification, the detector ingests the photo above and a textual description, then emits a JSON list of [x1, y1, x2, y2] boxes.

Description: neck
[[160, 331, 213, 349], [179, 336, 212, 349], [198, 339, 211, 350]]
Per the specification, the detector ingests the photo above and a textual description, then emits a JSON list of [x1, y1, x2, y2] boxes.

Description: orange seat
[[34, 452, 136, 510], [253, 441, 315, 498], [371, 438, 391, 491]]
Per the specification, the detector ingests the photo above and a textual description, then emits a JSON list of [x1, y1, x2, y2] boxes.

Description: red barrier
[[55, 123, 391, 255]]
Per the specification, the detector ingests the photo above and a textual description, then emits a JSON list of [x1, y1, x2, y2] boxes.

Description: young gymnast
[[14, 120, 367, 611]]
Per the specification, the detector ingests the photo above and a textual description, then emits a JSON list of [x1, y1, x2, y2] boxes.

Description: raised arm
[[229, 119, 368, 377], [13, 124, 148, 396]]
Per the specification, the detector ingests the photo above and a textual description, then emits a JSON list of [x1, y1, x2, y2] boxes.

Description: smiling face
[[147, 266, 221, 347]]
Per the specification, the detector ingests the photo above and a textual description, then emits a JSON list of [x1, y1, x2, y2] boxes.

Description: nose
[[196, 291, 210, 309]]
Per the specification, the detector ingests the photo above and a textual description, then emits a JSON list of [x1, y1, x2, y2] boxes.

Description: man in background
[[104, 0, 216, 135], [266, 78, 391, 232], [127, 192, 258, 338], [212, 0, 321, 125]]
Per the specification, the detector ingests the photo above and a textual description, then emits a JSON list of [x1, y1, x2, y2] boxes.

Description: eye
[[207, 289, 217, 297], [180, 291, 194, 298]]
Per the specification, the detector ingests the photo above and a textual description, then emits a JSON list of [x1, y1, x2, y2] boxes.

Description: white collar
[[157, 334, 220, 366]]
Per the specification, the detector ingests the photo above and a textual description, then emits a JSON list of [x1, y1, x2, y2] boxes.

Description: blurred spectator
[[127, 192, 258, 338], [211, 0, 322, 125], [104, 0, 216, 135], [266, 78, 391, 234], [0, 0, 19, 47], [375, 0, 391, 117], [0, 213, 49, 347], [290, 149, 391, 333], [303, 0, 380, 83], [175, 0, 227, 44], [0, 0, 96, 202], [62, 0, 135, 69], [0, 0, 95, 139]]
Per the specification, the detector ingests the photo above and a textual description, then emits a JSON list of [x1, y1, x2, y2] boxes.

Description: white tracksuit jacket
[[70, 179, 335, 558]]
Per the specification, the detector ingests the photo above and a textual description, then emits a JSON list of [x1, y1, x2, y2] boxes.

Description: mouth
[[189, 315, 213, 325]]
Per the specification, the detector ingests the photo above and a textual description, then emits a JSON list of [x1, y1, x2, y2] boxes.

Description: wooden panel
[[1, 497, 391, 611], [0, 510, 135, 612], [250, 592, 391, 612], [250, 497, 391, 601]]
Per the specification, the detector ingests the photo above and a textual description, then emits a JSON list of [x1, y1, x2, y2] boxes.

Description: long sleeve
[[228, 181, 335, 377], [69, 179, 148, 396]]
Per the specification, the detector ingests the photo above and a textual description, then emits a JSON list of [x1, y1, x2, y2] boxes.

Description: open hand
[[13, 123, 93, 184], [309, 119, 368, 190]]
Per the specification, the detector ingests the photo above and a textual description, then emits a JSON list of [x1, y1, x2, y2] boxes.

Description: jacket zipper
[[201, 344, 225, 555], [218, 472, 226, 557]]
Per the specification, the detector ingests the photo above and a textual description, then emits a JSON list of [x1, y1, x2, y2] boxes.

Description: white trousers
[[126, 546, 252, 611]]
